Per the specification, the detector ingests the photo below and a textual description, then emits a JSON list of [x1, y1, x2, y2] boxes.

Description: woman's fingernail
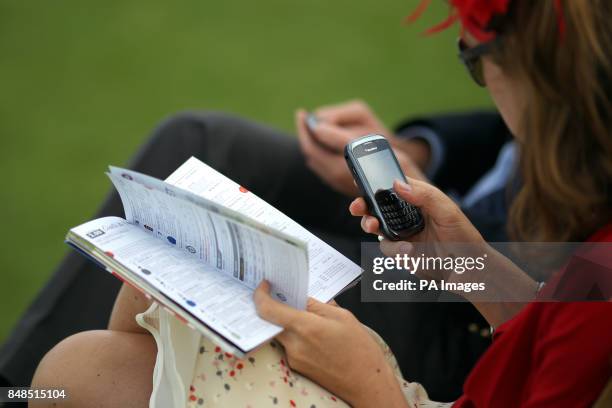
[[365, 218, 374, 232], [395, 179, 412, 192]]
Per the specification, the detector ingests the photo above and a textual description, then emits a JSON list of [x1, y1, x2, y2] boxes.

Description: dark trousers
[[0, 112, 490, 401]]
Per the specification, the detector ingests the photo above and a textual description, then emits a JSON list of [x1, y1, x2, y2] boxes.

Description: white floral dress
[[137, 303, 448, 408]]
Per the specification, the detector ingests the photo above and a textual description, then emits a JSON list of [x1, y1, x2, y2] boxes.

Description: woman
[[32, 0, 611, 406], [254, 0, 612, 406]]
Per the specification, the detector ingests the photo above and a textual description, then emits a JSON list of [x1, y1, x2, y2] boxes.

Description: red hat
[[406, 0, 565, 42]]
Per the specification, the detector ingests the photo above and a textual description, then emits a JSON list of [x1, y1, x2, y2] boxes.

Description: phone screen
[[357, 148, 405, 194]]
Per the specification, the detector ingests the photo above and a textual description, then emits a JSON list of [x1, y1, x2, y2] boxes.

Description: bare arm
[[108, 284, 153, 333], [31, 284, 156, 406], [466, 249, 538, 328]]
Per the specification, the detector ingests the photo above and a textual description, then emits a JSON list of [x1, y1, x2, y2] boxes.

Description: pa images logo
[[86, 229, 105, 239]]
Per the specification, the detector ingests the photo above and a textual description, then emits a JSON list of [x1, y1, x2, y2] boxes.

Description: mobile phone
[[305, 113, 319, 134], [304, 112, 338, 154], [344, 134, 424, 240]]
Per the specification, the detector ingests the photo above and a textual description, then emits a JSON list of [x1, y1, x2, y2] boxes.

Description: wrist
[[389, 136, 431, 172], [462, 247, 538, 327]]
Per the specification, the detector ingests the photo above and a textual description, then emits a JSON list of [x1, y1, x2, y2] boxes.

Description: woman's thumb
[[393, 178, 453, 219]]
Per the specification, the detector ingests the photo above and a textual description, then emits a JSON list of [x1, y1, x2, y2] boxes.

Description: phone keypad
[[375, 189, 422, 232]]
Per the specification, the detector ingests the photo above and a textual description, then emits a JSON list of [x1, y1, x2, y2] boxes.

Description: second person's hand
[[313, 99, 393, 138], [296, 100, 427, 197], [296, 109, 359, 196]]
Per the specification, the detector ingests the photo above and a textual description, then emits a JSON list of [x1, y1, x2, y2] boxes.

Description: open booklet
[[66, 157, 362, 356]]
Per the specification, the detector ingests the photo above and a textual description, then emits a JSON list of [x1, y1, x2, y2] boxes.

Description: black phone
[[305, 113, 319, 134], [304, 112, 341, 154], [344, 134, 424, 240]]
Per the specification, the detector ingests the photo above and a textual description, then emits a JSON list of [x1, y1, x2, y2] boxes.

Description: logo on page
[[86, 229, 105, 239]]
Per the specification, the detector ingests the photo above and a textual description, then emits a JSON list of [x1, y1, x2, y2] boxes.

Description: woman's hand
[[350, 178, 485, 284], [350, 178, 484, 249], [254, 281, 407, 408], [350, 178, 538, 327]]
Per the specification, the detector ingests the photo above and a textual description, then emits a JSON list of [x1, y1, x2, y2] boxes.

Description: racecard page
[[72, 167, 310, 352], [71, 216, 301, 351], [166, 157, 362, 302]]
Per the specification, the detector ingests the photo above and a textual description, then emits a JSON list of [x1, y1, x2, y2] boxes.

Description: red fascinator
[[407, 0, 565, 41]]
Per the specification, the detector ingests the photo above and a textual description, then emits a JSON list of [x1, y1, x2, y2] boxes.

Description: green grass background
[[0, 0, 491, 342]]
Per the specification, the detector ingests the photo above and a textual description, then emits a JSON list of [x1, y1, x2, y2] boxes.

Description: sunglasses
[[457, 38, 498, 87]]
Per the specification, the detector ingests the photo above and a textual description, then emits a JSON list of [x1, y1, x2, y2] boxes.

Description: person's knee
[[151, 110, 242, 147], [31, 330, 156, 407], [129, 109, 250, 177]]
